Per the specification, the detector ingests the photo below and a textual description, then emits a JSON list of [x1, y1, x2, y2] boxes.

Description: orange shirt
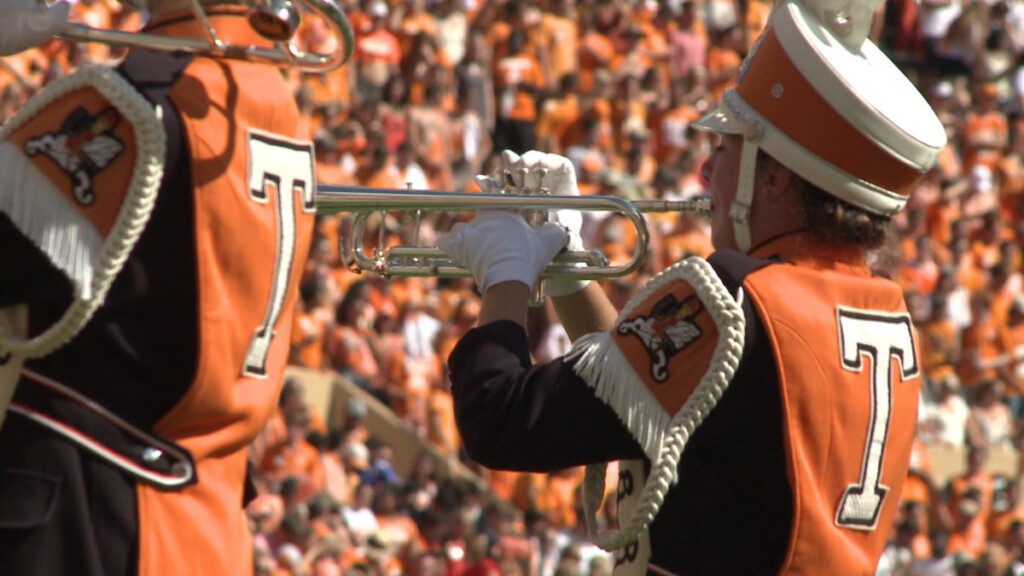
[[360, 164, 405, 189], [654, 104, 701, 163], [290, 305, 332, 370], [988, 504, 1024, 545], [577, 31, 615, 93], [536, 95, 580, 154], [999, 323, 1024, 396], [948, 472, 997, 524], [706, 45, 741, 103], [326, 324, 380, 381], [494, 54, 543, 122], [917, 319, 959, 380], [927, 198, 961, 250], [486, 469, 521, 503], [355, 28, 402, 66], [259, 439, 324, 484], [745, 0, 773, 52], [960, 316, 1005, 388], [533, 470, 583, 530], [399, 11, 439, 55], [427, 388, 460, 457], [946, 518, 988, 560], [538, 13, 579, 84], [962, 110, 1008, 171], [304, 68, 352, 109]]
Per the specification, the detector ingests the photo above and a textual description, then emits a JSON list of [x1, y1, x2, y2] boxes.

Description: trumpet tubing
[[59, 0, 354, 72], [316, 185, 710, 280]]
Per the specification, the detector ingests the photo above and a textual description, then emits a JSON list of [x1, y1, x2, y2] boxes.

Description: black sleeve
[[0, 215, 73, 308], [448, 320, 646, 471]]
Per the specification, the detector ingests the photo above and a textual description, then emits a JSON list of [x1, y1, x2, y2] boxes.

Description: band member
[[0, 1, 347, 574], [438, 0, 947, 573]]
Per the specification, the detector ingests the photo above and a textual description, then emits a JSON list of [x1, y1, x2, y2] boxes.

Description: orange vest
[[744, 257, 920, 575], [133, 13, 315, 576]]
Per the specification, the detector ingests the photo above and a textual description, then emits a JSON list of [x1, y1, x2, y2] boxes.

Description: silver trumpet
[[316, 185, 711, 281], [59, 0, 354, 72]]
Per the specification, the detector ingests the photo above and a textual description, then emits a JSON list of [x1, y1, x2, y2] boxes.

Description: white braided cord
[[567, 256, 746, 551], [0, 65, 165, 358]]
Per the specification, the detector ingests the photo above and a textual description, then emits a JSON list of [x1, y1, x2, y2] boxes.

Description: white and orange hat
[[694, 0, 946, 251]]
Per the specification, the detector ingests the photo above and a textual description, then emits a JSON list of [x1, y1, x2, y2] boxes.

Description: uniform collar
[[748, 229, 872, 276]]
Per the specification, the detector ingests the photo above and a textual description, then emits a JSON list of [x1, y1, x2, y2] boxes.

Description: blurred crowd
[[6, 0, 1024, 574]]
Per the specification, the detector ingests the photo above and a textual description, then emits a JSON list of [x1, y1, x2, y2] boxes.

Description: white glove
[[437, 210, 568, 294], [500, 149, 590, 297], [0, 0, 69, 56]]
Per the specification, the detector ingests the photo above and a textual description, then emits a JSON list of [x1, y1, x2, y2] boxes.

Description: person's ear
[[758, 159, 795, 200]]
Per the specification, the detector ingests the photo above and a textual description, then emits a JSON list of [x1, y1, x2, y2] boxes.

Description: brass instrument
[[59, 0, 354, 72], [316, 185, 711, 281]]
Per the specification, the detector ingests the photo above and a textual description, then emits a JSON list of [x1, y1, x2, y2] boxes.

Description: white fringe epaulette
[[567, 256, 747, 552], [0, 65, 165, 359], [0, 141, 104, 299]]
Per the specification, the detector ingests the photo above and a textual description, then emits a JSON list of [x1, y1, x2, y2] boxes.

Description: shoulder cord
[[0, 65, 165, 358]]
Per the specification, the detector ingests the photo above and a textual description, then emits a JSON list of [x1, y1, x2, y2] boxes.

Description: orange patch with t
[[613, 281, 718, 415], [8, 87, 137, 237]]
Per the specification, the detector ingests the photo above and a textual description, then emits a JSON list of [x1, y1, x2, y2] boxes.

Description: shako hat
[[694, 0, 947, 250]]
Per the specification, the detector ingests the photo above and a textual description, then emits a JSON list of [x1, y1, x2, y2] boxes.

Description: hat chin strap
[[729, 139, 760, 252]]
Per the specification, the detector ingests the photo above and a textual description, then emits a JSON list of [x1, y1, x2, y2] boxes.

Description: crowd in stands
[[6, 0, 1024, 574]]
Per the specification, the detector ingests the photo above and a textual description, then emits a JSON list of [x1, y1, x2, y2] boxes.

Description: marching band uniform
[[443, 0, 947, 573], [0, 9, 316, 575]]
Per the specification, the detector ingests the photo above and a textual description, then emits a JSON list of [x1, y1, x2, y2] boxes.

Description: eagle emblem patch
[[24, 106, 124, 206], [617, 293, 704, 382]]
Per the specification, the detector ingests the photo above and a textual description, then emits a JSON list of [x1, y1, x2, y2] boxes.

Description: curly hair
[[795, 180, 895, 250]]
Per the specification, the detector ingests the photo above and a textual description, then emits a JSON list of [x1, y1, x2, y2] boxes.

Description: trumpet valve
[[249, 0, 301, 42]]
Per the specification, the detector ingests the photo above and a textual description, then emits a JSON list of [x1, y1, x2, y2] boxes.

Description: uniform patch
[[24, 106, 124, 206], [617, 293, 704, 382]]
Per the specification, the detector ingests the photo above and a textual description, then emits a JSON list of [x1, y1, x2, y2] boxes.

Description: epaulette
[[0, 65, 165, 358], [566, 256, 746, 553]]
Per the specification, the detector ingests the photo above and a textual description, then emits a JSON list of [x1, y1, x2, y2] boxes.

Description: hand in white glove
[[0, 0, 69, 56], [500, 149, 590, 297], [437, 210, 568, 294]]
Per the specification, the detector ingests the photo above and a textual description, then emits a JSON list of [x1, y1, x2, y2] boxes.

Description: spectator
[[361, 436, 403, 487], [493, 30, 543, 154], [1000, 298, 1024, 418], [259, 405, 327, 501], [291, 275, 336, 370], [327, 281, 387, 399], [962, 83, 1009, 174], [373, 483, 424, 569], [704, 25, 742, 104], [408, 79, 455, 190], [451, 86, 495, 191], [537, 0, 580, 90], [343, 482, 382, 546], [354, 0, 402, 104], [921, 371, 973, 447], [454, 30, 496, 137], [959, 292, 1008, 392], [967, 380, 1016, 451]]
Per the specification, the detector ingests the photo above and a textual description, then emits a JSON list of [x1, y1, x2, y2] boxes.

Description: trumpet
[[59, 0, 354, 72], [316, 185, 711, 281]]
